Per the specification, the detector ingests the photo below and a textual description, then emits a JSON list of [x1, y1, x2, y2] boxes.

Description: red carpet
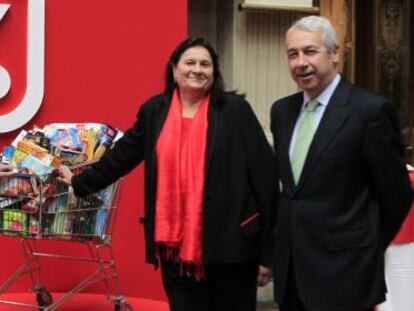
[[0, 292, 169, 310]]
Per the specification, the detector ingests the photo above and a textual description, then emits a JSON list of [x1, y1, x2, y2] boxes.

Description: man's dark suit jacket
[[270, 78, 413, 310]]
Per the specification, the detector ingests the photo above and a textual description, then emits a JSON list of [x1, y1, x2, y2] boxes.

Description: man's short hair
[[287, 15, 338, 53]]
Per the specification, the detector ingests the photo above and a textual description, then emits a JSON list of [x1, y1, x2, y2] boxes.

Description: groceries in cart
[[2, 123, 123, 172], [0, 123, 123, 240]]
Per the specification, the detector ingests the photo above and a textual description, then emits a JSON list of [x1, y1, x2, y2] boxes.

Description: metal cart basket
[[0, 163, 132, 310]]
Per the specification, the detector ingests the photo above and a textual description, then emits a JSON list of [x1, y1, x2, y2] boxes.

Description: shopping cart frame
[[0, 163, 132, 310]]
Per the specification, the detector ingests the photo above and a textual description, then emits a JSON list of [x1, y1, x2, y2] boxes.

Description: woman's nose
[[192, 63, 202, 72]]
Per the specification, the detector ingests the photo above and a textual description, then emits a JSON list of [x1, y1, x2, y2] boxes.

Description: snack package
[[51, 146, 87, 166], [93, 125, 118, 160], [0, 176, 34, 197], [2, 146, 15, 164], [29, 218, 39, 234], [2, 210, 28, 234], [49, 128, 83, 152], [20, 155, 53, 177], [86, 130, 99, 161]]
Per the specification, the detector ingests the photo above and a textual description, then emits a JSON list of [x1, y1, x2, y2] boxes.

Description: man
[[270, 15, 413, 311]]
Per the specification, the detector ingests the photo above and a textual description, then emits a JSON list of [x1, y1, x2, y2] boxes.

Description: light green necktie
[[291, 99, 319, 184]]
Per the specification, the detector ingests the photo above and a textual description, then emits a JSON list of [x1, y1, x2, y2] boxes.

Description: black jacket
[[72, 91, 278, 267], [270, 78, 413, 310]]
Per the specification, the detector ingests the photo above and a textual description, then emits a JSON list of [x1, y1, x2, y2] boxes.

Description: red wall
[[0, 0, 187, 301]]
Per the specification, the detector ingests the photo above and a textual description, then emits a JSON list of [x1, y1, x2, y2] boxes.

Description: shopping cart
[[0, 163, 132, 310]]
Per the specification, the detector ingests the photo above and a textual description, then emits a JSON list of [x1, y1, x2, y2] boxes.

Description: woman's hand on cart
[[0, 163, 14, 177], [55, 165, 74, 185]]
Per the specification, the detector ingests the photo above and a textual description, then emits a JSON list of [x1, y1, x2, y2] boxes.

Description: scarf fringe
[[157, 243, 205, 281]]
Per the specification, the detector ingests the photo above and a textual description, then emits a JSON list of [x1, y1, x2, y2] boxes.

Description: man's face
[[285, 28, 338, 98]]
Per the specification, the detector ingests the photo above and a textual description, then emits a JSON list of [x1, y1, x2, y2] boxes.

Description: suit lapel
[[296, 79, 350, 189], [278, 93, 303, 194]]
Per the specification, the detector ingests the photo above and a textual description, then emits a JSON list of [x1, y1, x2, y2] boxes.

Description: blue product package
[[2, 146, 15, 164]]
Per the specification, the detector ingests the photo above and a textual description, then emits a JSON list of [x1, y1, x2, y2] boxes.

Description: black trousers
[[161, 259, 258, 311], [279, 264, 374, 311]]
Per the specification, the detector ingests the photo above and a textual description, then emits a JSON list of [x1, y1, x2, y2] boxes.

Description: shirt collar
[[303, 73, 341, 108]]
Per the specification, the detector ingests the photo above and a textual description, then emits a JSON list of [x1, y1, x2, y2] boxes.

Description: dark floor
[[256, 301, 278, 311]]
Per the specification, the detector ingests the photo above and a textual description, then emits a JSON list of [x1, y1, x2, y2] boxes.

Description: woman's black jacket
[[71, 91, 278, 268]]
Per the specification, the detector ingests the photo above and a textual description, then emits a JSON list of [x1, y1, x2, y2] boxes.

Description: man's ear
[[332, 45, 340, 64]]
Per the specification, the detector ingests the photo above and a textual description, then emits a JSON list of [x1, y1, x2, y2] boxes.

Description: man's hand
[[257, 265, 272, 287]]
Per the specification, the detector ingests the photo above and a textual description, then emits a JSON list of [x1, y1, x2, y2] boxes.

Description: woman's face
[[173, 46, 214, 95]]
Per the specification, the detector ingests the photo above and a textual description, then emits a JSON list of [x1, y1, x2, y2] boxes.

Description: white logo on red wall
[[0, 0, 44, 133]]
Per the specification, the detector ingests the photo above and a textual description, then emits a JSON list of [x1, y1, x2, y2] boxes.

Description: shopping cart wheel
[[113, 296, 133, 311], [116, 303, 132, 311], [34, 285, 53, 310], [124, 304, 133, 311]]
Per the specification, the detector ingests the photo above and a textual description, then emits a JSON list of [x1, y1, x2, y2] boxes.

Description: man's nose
[[297, 54, 308, 67]]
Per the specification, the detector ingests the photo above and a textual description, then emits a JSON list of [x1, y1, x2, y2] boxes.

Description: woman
[[58, 37, 277, 311]]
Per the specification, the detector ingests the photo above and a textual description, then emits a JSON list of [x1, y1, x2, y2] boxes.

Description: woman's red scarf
[[155, 89, 210, 279]]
